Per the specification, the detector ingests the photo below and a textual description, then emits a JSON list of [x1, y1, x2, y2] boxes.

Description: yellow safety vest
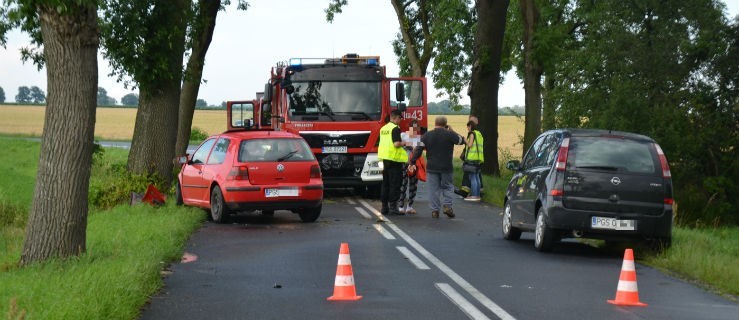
[[378, 122, 408, 162], [466, 130, 484, 162]]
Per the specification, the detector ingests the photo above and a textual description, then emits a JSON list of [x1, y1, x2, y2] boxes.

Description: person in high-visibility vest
[[378, 110, 408, 215], [464, 120, 484, 201]]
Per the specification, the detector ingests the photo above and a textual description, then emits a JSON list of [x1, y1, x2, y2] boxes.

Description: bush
[[88, 163, 166, 210], [190, 127, 208, 142]]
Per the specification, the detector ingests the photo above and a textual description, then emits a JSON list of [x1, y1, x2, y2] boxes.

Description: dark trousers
[[381, 160, 404, 211]]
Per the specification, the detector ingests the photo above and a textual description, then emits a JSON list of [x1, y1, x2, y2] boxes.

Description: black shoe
[[431, 210, 439, 218], [442, 206, 455, 218]]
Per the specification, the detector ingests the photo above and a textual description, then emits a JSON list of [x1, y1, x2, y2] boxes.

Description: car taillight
[[550, 189, 563, 196], [227, 166, 249, 180], [654, 143, 671, 178], [310, 164, 322, 179], [664, 198, 674, 205], [555, 137, 570, 171]]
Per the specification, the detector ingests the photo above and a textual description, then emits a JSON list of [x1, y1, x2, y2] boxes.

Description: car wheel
[[298, 205, 321, 222], [502, 203, 522, 240], [210, 186, 231, 224], [261, 210, 275, 216], [175, 179, 183, 206], [534, 209, 555, 252]]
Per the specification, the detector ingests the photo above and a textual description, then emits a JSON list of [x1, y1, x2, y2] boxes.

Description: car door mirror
[[506, 160, 521, 171]]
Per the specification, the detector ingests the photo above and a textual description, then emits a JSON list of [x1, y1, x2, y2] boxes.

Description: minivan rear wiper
[[575, 165, 620, 171]]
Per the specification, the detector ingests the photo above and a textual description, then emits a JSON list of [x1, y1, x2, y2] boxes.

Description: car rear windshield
[[570, 137, 656, 174], [238, 138, 315, 162]]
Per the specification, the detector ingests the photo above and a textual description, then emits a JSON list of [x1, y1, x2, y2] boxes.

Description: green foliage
[[120, 93, 138, 106], [0, 204, 204, 319], [96, 87, 117, 106], [644, 226, 739, 297], [88, 162, 165, 210], [14, 86, 30, 103], [324, 0, 347, 22], [195, 98, 207, 107], [189, 126, 208, 142], [0, 86, 5, 103], [547, 0, 738, 226], [29, 86, 44, 104]]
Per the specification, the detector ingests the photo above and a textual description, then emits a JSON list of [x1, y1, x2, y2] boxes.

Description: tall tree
[[102, 0, 189, 185], [0, 86, 5, 103], [16, 85, 31, 103], [518, 0, 542, 154], [30, 85, 45, 103], [0, 0, 100, 265], [469, 0, 509, 176], [121, 92, 139, 106], [175, 0, 247, 157]]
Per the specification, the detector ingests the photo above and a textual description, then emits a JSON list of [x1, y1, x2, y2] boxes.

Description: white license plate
[[591, 216, 636, 231], [265, 187, 299, 198], [322, 146, 347, 153]]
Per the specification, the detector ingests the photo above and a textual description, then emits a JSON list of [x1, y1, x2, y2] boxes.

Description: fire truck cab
[[227, 54, 428, 196]]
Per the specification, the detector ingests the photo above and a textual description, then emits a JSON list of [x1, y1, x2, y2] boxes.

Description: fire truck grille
[[317, 154, 367, 177], [300, 132, 371, 149]]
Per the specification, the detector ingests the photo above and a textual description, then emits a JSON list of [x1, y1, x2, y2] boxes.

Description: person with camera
[[463, 120, 484, 201]]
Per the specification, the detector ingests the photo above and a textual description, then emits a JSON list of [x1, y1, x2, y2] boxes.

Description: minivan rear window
[[238, 138, 315, 162], [570, 137, 656, 174]]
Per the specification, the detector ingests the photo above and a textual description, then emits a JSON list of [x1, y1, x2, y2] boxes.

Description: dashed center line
[[356, 199, 516, 320], [396, 246, 430, 270]]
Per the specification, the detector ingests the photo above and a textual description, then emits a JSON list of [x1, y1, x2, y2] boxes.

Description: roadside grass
[[0, 204, 204, 319], [0, 137, 205, 318], [643, 227, 739, 298]]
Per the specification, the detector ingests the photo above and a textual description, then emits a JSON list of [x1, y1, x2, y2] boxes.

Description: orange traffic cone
[[608, 248, 647, 306], [327, 243, 362, 301]]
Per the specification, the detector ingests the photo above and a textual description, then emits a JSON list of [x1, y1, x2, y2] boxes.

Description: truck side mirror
[[395, 82, 405, 102], [263, 83, 273, 103], [396, 102, 406, 112]]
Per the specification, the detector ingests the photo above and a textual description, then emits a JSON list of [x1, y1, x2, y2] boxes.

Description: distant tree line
[[0, 85, 220, 109], [428, 100, 524, 116]]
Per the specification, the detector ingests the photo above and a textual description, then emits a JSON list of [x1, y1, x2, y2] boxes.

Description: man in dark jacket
[[408, 116, 465, 218]]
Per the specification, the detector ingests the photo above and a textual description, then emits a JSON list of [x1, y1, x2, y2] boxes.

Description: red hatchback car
[[175, 130, 324, 223]]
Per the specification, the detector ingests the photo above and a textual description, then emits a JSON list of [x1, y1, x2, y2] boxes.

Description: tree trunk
[[470, 0, 509, 177], [175, 0, 221, 157], [21, 4, 99, 265], [127, 0, 188, 187], [520, 0, 543, 156], [542, 75, 555, 130]]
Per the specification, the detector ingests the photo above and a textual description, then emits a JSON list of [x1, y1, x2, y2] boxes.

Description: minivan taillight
[[227, 166, 249, 180], [310, 165, 322, 179], [654, 144, 671, 178], [555, 137, 570, 171]]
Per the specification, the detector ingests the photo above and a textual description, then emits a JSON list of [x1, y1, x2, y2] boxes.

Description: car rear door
[[562, 136, 665, 216]]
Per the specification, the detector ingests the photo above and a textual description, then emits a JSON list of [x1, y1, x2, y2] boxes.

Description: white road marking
[[357, 199, 516, 320], [374, 224, 396, 240], [436, 283, 491, 320], [354, 207, 373, 219], [347, 197, 357, 205], [396, 246, 430, 270]]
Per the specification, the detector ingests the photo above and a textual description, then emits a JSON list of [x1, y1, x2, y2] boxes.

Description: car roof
[[542, 128, 655, 143], [218, 130, 301, 140]]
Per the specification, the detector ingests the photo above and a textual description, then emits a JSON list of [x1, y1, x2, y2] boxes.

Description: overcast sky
[[1, 0, 737, 107]]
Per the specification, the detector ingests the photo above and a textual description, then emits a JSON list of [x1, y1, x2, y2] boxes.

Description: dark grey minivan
[[503, 129, 673, 252]]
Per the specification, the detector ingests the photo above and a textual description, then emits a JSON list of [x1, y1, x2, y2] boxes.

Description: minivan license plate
[[591, 216, 635, 231], [265, 187, 299, 198]]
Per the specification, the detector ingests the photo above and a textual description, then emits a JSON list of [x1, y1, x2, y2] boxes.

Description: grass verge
[[0, 136, 205, 319], [0, 204, 204, 319]]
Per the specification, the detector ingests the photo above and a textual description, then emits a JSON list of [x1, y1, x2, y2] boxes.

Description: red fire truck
[[227, 54, 428, 196]]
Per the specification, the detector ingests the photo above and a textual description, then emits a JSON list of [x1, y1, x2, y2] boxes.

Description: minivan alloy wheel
[[502, 203, 521, 240], [534, 209, 554, 252]]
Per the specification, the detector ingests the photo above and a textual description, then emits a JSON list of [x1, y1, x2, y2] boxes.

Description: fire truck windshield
[[287, 81, 381, 121]]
